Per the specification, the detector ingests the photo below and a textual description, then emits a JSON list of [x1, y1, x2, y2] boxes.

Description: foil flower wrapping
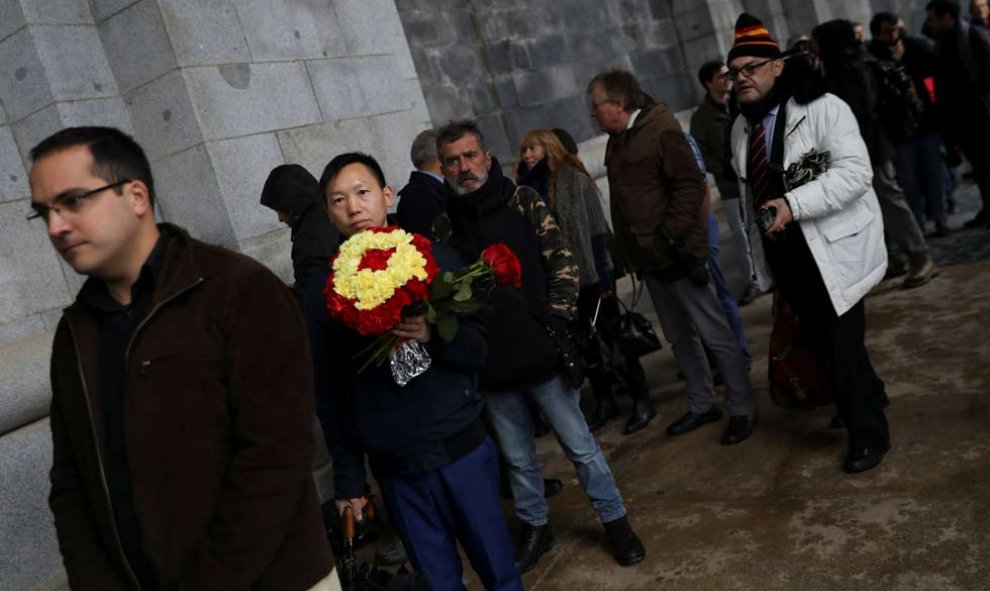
[[390, 340, 432, 386]]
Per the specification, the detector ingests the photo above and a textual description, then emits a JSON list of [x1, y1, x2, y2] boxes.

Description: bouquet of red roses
[[324, 226, 521, 383]]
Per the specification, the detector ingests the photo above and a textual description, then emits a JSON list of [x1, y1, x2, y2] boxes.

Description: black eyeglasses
[[27, 179, 132, 222], [725, 58, 775, 80]]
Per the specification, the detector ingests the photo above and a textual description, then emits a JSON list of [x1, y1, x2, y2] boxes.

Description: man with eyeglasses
[[29, 127, 334, 590], [587, 69, 758, 446], [726, 14, 891, 473]]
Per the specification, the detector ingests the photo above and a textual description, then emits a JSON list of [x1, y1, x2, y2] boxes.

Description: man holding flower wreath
[[312, 152, 522, 591]]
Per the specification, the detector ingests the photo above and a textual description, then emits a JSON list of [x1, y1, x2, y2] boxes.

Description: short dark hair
[[435, 120, 487, 155], [30, 126, 156, 206], [926, 0, 960, 19], [697, 60, 725, 88], [870, 12, 899, 36], [587, 70, 648, 112], [319, 152, 387, 197]]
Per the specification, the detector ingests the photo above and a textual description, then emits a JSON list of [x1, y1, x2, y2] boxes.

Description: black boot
[[623, 395, 656, 435], [603, 516, 645, 566], [514, 522, 555, 574], [587, 394, 619, 432]]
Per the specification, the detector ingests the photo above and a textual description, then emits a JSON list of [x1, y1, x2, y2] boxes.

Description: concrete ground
[[509, 188, 990, 590], [351, 182, 990, 590]]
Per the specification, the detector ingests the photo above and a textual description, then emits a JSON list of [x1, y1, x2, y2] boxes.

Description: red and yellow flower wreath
[[324, 226, 439, 336]]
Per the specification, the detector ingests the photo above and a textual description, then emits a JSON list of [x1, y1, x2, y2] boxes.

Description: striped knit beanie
[[727, 13, 782, 63]]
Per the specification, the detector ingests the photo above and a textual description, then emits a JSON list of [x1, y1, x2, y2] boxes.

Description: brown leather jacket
[[605, 102, 710, 273], [48, 224, 331, 591]]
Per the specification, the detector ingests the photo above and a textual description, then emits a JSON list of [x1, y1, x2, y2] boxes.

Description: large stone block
[[541, 95, 597, 144], [0, 1, 26, 40], [420, 83, 474, 125], [153, 144, 238, 247], [32, 24, 119, 102], [19, 0, 93, 24], [0, 314, 44, 348], [235, 0, 346, 62], [206, 132, 285, 243], [332, 0, 405, 57], [125, 69, 202, 161], [0, 125, 29, 202], [55, 96, 133, 131], [0, 29, 55, 122], [0, 331, 54, 434], [0, 419, 65, 591], [99, 0, 176, 93], [367, 110, 427, 191], [276, 121, 377, 183], [0, 201, 73, 326], [157, 0, 250, 67], [183, 62, 321, 141], [513, 63, 581, 106], [404, 78, 432, 128], [90, 0, 138, 21], [238, 226, 292, 283], [307, 56, 406, 121], [11, 103, 61, 163]]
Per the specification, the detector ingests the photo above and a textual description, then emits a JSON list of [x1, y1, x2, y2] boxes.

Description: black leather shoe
[[666, 407, 722, 436], [842, 443, 890, 474], [720, 414, 758, 445], [623, 398, 656, 435], [587, 395, 619, 432], [603, 516, 645, 566], [543, 478, 563, 498], [514, 522, 555, 574]]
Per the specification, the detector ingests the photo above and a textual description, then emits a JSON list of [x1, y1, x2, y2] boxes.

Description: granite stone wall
[[0, 1, 944, 589]]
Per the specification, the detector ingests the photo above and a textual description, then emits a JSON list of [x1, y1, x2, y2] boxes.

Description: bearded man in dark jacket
[[435, 120, 644, 574], [813, 19, 937, 289], [260, 163, 339, 290], [33, 127, 332, 591], [588, 69, 758, 445]]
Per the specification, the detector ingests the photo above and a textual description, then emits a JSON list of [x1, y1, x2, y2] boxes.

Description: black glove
[[688, 265, 710, 288]]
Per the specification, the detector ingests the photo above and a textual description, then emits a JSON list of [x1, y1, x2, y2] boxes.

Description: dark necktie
[[748, 121, 772, 210]]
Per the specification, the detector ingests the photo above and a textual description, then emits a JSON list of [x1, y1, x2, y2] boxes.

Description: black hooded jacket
[[260, 164, 339, 287]]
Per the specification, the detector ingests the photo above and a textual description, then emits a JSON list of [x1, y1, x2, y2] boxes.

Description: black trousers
[[575, 285, 647, 400], [764, 226, 890, 449]]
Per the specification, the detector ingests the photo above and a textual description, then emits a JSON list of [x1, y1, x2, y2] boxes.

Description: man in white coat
[[727, 14, 892, 473]]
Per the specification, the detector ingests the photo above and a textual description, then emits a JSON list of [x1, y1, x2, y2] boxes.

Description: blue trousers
[[486, 375, 626, 526], [376, 438, 523, 591], [708, 212, 750, 362]]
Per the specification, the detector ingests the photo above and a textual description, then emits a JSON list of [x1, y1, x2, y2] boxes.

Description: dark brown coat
[[605, 102, 710, 273], [48, 224, 331, 591]]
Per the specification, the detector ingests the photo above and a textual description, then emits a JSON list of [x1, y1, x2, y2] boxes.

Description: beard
[[450, 167, 489, 195]]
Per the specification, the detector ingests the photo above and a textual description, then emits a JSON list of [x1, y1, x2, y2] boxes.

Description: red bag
[[767, 294, 833, 409]]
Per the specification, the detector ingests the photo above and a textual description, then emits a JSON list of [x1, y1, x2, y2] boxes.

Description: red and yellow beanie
[[727, 13, 782, 63]]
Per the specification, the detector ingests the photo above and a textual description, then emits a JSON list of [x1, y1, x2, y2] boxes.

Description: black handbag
[[616, 280, 662, 358]]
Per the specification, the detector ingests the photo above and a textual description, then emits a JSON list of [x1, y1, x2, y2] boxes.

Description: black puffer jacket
[[260, 164, 339, 287], [814, 19, 893, 164]]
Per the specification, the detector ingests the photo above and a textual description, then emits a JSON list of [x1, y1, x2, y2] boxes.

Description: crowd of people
[[28, 1, 990, 590]]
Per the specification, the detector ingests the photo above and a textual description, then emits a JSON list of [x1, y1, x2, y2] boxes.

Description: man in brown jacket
[[28, 127, 332, 591], [588, 70, 758, 445]]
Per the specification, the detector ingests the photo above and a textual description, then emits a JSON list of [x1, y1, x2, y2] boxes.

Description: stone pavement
[[503, 188, 990, 590]]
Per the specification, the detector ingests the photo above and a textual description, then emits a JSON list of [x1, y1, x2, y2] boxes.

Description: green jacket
[[690, 94, 740, 200]]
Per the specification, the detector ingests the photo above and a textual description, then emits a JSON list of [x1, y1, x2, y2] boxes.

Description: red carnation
[[482, 243, 522, 288]]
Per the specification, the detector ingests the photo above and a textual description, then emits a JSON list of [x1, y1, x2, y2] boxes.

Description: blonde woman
[[516, 129, 655, 435]]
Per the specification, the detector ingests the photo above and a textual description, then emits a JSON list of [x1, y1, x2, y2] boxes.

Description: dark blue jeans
[[377, 438, 523, 591], [894, 133, 946, 225]]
